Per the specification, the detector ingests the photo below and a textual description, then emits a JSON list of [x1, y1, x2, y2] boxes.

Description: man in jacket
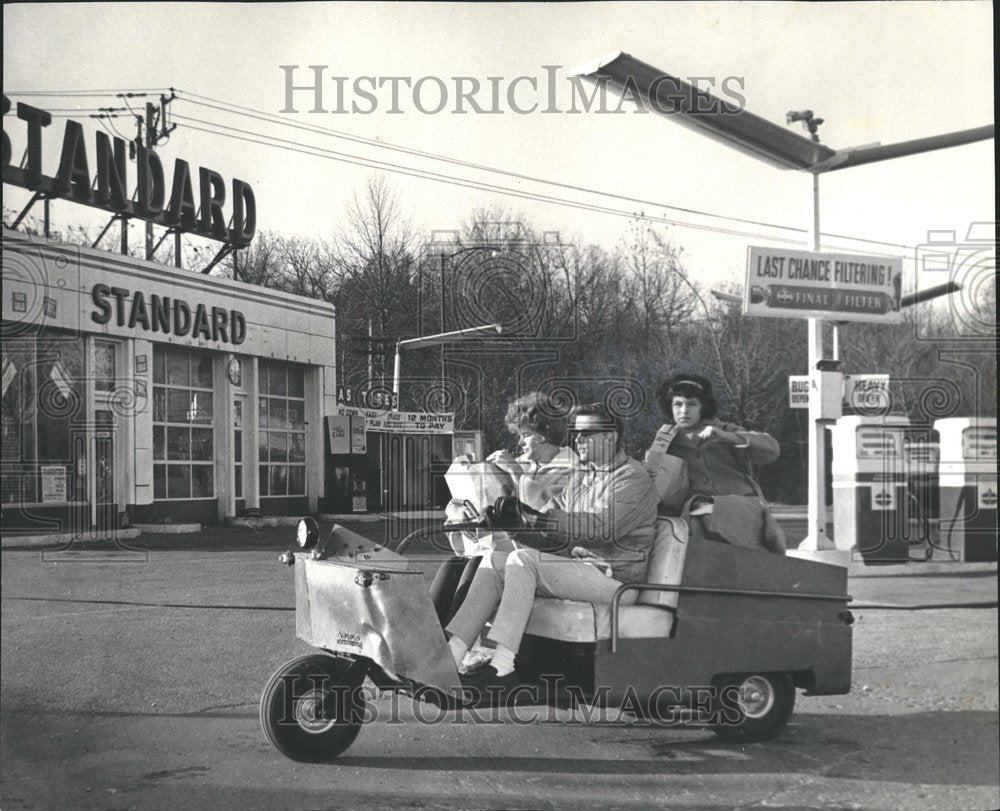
[[444, 402, 659, 690]]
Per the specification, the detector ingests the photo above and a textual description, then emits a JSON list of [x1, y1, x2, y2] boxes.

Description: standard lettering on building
[[90, 284, 246, 345]]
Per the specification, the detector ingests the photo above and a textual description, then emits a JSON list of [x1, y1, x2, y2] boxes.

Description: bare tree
[[231, 230, 287, 288], [328, 175, 419, 386], [621, 221, 697, 346]]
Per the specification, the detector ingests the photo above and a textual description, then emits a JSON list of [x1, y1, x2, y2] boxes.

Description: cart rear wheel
[[260, 654, 367, 762], [711, 672, 795, 743]]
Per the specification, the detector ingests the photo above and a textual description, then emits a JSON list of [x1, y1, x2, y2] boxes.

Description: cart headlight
[[296, 517, 319, 550]]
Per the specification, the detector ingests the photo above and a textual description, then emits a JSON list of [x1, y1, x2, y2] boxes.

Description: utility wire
[[7, 87, 962, 259], [176, 92, 804, 236], [12, 86, 927, 254], [171, 90, 926, 255], [173, 114, 813, 245], [173, 111, 925, 262], [6, 89, 171, 97]]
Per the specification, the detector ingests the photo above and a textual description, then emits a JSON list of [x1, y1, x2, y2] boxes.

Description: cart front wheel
[[260, 654, 368, 762], [711, 672, 795, 743]]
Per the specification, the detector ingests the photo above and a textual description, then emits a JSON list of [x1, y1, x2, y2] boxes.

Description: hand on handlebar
[[482, 496, 544, 530]]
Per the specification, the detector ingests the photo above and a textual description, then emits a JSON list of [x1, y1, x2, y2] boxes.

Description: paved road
[[2, 528, 997, 810]]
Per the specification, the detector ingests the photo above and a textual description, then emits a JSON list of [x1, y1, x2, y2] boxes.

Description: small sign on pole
[[844, 374, 891, 412], [788, 375, 809, 408], [746, 246, 903, 323]]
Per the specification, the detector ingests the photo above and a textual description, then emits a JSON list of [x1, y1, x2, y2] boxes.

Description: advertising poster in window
[[327, 415, 351, 454], [350, 415, 367, 454], [41, 465, 67, 503]]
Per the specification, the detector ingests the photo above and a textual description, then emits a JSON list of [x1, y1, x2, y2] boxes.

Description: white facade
[[1, 230, 336, 527]]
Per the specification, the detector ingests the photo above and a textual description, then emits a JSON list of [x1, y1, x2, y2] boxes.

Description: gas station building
[[1, 229, 339, 531]]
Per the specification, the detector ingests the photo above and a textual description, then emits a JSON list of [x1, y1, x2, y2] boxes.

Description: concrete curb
[[318, 511, 446, 523], [317, 513, 384, 524], [131, 523, 202, 534], [226, 516, 301, 528], [788, 548, 997, 577], [1, 527, 142, 549]]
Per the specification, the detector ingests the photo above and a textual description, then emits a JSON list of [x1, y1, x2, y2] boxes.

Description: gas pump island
[[829, 416, 913, 563], [745, 246, 995, 563], [565, 52, 994, 564], [746, 246, 912, 560], [935, 418, 998, 562]]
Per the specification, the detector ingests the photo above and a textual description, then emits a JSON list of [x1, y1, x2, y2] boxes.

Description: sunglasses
[[572, 429, 614, 439]]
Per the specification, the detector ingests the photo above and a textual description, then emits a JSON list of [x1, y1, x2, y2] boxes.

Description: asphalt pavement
[[1, 522, 997, 810]]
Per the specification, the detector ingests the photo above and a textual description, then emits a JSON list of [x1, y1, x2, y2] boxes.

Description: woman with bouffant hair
[[646, 373, 785, 552], [487, 392, 574, 509], [432, 392, 576, 627]]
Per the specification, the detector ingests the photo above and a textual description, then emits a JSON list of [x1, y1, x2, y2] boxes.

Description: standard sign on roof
[[2, 96, 256, 247], [745, 246, 903, 323]]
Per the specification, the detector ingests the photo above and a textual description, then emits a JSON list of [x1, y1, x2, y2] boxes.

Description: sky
[[2, 1, 995, 291]]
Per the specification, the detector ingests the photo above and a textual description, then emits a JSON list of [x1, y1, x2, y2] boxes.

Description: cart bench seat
[[525, 516, 688, 643]]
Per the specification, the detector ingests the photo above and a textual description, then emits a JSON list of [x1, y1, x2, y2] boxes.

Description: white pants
[[445, 548, 636, 653]]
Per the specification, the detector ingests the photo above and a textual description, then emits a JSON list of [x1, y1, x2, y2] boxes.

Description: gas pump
[[903, 440, 940, 553], [935, 418, 998, 562], [829, 415, 911, 563]]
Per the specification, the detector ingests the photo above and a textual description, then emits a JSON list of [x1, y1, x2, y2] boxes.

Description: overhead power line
[[172, 113, 813, 245], [169, 90, 927, 255], [5, 89, 172, 97], [176, 92, 801, 234], [169, 111, 919, 259], [172, 91, 921, 253], [6, 87, 965, 258]]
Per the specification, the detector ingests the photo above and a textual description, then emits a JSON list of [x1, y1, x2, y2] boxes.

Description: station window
[[258, 361, 306, 496], [1, 330, 86, 504], [93, 340, 116, 392], [152, 348, 215, 500], [233, 399, 243, 500]]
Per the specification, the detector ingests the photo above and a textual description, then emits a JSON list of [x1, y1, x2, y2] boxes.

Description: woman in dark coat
[[646, 373, 785, 552]]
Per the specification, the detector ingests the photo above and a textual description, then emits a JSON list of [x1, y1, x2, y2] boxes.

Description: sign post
[[568, 50, 988, 557], [746, 229, 904, 550]]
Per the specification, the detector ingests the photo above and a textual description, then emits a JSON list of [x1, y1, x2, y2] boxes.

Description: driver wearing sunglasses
[[444, 402, 659, 691]]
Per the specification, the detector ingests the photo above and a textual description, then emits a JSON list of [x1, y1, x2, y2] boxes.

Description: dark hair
[[504, 392, 568, 446], [656, 373, 718, 422], [569, 402, 625, 450]]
